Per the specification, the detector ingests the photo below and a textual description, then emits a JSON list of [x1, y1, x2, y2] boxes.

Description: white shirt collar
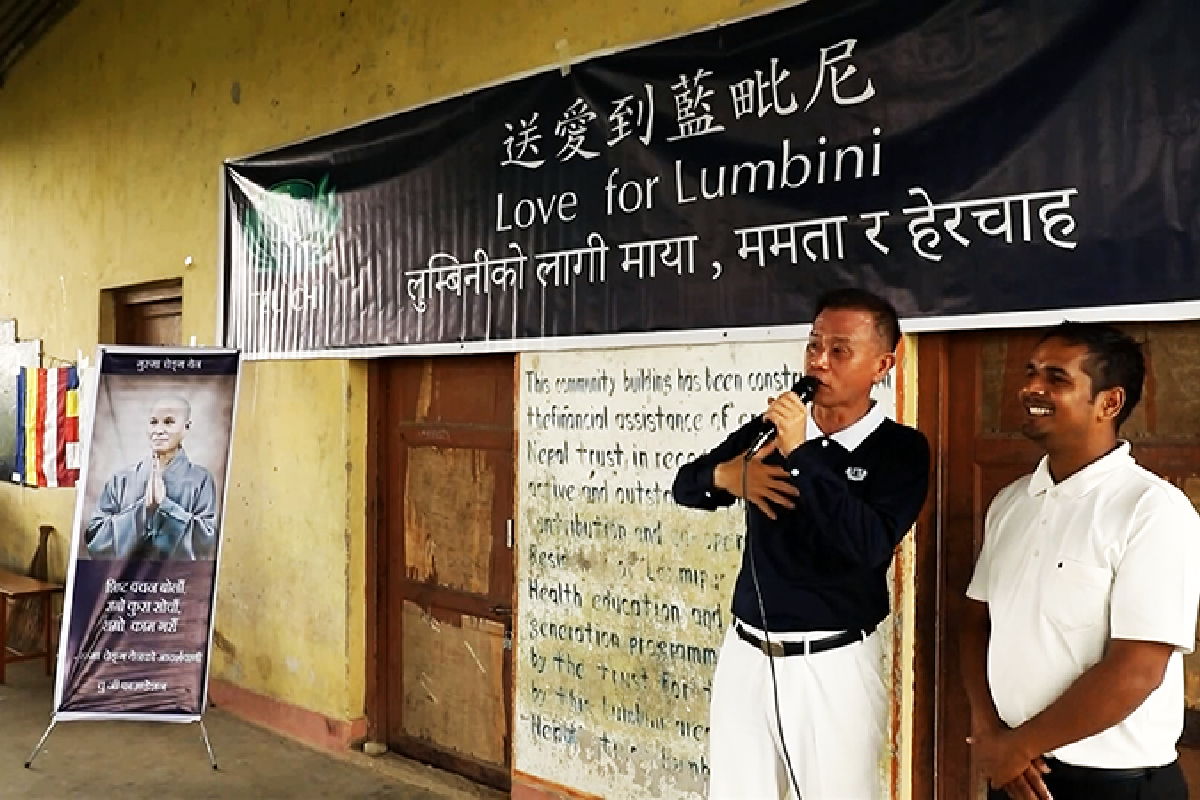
[[805, 401, 887, 452], [1027, 441, 1133, 498]]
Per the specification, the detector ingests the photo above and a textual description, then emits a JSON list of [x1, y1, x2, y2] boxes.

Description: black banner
[[55, 347, 240, 719], [223, 0, 1200, 357]]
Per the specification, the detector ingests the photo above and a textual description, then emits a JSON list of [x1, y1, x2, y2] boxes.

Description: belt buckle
[[761, 639, 785, 657]]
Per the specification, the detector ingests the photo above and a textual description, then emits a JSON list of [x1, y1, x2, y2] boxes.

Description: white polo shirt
[[967, 443, 1200, 768]]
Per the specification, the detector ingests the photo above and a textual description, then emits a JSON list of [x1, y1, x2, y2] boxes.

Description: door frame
[[912, 333, 947, 800], [366, 361, 384, 745], [99, 278, 184, 346]]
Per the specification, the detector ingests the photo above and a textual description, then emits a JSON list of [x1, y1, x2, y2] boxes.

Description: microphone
[[747, 376, 819, 456]]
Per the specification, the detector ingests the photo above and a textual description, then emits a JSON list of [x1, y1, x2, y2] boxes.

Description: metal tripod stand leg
[[199, 718, 219, 770], [25, 719, 57, 768]]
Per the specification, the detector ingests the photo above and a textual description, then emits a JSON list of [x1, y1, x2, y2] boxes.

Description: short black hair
[[1038, 321, 1145, 429], [815, 288, 902, 352]]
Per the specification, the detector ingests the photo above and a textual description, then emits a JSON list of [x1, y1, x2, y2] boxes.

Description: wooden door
[[377, 355, 515, 790], [109, 279, 183, 346], [920, 325, 1200, 799]]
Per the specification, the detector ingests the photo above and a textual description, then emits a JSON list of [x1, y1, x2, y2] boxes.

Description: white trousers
[[707, 622, 887, 800]]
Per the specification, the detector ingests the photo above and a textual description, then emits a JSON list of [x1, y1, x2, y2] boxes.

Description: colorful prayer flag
[[15, 366, 81, 488]]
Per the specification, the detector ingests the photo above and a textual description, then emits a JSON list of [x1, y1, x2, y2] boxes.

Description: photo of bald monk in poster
[[85, 395, 218, 560], [75, 364, 236, 564]]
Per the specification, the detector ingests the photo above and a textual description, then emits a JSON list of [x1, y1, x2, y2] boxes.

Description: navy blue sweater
[[672, 416, 930, 633]]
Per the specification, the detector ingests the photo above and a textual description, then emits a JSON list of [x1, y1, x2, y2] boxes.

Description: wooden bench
[[0, 566, 63, 683]]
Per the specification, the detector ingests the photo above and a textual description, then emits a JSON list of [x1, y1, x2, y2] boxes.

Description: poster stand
[[20, 344, 239, 773], [23, 719, 53, 768], [24, 717, 219, 770]]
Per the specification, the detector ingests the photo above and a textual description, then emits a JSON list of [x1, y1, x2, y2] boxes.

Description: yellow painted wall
[[0, 0, 814, 730]]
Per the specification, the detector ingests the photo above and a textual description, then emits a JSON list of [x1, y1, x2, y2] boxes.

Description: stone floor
[[0, 661, 506, 800], [9, 655, 1200, 798]]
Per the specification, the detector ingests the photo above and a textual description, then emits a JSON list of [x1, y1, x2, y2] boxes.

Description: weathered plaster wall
[[0, 0, 863, 754]]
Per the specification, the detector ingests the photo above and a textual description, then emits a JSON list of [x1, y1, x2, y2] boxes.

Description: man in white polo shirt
[[961, 322, 1200, 799]]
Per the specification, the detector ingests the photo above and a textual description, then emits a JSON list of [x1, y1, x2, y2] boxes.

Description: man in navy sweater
[[673, 289, 929, 800]]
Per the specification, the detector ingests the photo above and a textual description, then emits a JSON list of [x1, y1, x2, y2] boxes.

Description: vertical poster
[[53, 347, 240, 721]]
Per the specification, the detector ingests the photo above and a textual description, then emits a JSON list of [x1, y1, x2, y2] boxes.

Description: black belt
[[1044, 756, 1173, 782], [735, 622, 872, 657]]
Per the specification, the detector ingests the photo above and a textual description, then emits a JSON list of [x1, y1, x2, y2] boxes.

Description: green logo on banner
[[242, 175, 341, 274]]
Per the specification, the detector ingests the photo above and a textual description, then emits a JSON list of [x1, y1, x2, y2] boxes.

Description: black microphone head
[[792, 375, 819, 403]]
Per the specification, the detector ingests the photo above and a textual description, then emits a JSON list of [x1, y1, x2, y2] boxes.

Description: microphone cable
[[742, 448, 803, 799]]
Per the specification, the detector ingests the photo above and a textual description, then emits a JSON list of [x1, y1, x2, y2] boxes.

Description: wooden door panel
[[936, 333, 990, 799], [403, 446, 501, 595], [111, 280, 183, 346], [379, 354, 515, 791], [135, 302, 182, 346], [387, 356, 514, 427], [401, 600, 508, 765]]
